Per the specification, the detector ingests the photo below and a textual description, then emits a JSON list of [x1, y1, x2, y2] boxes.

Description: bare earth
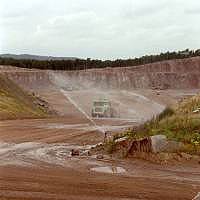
[[0, 116, 200, 200], [0, 65, 200, 200]]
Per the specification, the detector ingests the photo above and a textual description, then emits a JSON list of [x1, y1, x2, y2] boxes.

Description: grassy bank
[[114, 95, 200, 155], [0, 75, 49, 120]]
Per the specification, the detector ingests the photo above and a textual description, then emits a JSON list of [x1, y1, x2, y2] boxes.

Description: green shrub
[[191, 133, 200, 146], [157, 107, 174, 121]]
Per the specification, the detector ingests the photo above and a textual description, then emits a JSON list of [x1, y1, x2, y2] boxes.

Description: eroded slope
[[0, 75, 49, 120]]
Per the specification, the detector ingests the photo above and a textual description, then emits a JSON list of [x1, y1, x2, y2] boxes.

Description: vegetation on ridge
[[0, 49, 200, 71]]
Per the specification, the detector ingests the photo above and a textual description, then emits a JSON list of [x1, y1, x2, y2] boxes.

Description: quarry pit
[[0, 57, 200, 200]]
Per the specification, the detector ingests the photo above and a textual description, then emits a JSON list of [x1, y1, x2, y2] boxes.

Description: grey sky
[[0, 0, 200, 59]]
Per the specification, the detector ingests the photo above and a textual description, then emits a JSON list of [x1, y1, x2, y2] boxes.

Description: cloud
[[0, 0, 200, 59], [185, 8, 200, 15]]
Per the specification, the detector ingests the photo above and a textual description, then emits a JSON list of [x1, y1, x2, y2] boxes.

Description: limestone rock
[[151, 135, 167, 153]]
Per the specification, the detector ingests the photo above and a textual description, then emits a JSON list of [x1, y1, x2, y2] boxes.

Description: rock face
[[1, 70, 52, 90], [114, 135, 182, 156], [128, 137, 152, 154], [55, 56, 200, 90], [1, 56, 200, 91], [151, 135, 183, 153]]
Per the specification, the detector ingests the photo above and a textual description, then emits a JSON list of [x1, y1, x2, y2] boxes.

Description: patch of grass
[[121, 100, 200, 154], [157, 107, 174, 121], [177, 94, 200, 114], [0, 75, 48, 120]]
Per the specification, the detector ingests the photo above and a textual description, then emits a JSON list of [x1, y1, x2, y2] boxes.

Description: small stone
[[71, 149, 80, 156], [180, 152, 192, 160], [96, 154, 104, 159]]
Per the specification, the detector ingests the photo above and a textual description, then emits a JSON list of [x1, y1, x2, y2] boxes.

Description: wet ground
[[0, 117, 200, 200]]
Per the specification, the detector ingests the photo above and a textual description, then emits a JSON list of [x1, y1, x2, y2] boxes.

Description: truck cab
[[91, 99, 112, 118]]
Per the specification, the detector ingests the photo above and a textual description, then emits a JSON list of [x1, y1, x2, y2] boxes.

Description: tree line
[[0, 49, 200, 71]]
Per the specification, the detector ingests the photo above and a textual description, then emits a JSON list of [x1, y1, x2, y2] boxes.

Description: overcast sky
[[0, 0, 200, 59]]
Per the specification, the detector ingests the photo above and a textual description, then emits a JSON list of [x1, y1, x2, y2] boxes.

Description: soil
[[0, 117, 200, 200]]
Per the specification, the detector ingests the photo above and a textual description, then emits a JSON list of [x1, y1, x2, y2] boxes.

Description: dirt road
[[0, 118, 200, 200]]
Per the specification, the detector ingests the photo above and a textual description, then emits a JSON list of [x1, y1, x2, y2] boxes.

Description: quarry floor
[[1, 65, 200, 199], [0, 117, 200, 200]]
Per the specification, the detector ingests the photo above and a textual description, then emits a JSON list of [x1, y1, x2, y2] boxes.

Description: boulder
[[151, 135, 183, 153], [150, 135, 168, 153]]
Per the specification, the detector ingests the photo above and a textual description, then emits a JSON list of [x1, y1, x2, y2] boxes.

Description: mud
[[0, 141, 97, 167]]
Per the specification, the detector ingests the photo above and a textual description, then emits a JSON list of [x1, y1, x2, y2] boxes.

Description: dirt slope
[[0, 75, 48, 120]]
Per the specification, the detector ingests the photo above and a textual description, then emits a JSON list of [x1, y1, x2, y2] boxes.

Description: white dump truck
[[91, 99, 113, 118]]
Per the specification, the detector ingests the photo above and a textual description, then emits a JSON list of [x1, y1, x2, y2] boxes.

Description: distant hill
[[0, 54, 77, 61]]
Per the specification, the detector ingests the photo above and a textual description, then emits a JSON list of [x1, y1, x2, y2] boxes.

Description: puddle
[[0, 142, 96, 167], [91, 166, 126, 174]]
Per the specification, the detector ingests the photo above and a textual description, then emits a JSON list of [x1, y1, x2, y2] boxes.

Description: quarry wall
[[0, 56, 200, 90], [59, 56, 200, 90]]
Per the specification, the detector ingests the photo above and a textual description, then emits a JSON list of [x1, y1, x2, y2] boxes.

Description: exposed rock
[[128, 137, 152, 154], [151, 135, 167, 153], [165, 140, 183, 153], [115, 136, 128, 143], [3, 56, 200, 92], [114, 137, 132, 158], [114, 135, 180, 156]]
